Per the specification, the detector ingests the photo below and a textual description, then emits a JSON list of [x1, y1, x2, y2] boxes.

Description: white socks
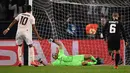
[[18, 45, 35, 65], [18, 46, 22, 62], [29, 46, 35, 62]]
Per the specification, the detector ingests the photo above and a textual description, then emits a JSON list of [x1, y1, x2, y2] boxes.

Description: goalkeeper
[[43, 39, 97, 66]]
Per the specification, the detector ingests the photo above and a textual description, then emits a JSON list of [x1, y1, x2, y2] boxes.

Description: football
[[89, 28, 96, 34]]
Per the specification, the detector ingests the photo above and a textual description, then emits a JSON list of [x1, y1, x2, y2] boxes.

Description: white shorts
[[16, 31, 33, 45]]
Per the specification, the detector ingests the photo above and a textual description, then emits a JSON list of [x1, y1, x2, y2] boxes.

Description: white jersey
[[15, 12, 35, 34], [15, 12, 35, 45]]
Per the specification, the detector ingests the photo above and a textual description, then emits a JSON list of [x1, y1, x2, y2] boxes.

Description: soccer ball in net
[[89, 29, 96, 35]]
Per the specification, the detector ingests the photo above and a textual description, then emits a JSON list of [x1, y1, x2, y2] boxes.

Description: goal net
[[32, 0, 130, 65]]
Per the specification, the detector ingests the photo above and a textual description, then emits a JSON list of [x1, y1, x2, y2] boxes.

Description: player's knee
[[28, 44, 33, 48]]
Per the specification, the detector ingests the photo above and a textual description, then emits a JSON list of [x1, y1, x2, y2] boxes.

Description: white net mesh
[[32, 0, 130, 65]]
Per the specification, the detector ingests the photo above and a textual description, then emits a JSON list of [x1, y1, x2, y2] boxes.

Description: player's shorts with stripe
[[16, 31, 33, 45], [108, 36, 120, 51]]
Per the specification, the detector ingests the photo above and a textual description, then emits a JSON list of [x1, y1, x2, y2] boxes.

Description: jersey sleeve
[[15, 14, 20, 21], [58, 49, 64, 56], [30, 16, 35, 25], [58, 49, 73, 62], [58, 48, 66, 59]]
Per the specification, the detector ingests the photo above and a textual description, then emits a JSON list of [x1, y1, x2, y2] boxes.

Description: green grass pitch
[[0, 66, 130, 73]]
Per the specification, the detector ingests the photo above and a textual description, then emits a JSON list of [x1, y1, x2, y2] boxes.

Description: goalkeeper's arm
[[48, 39, 62, 49], [53, 39, 62, 49]]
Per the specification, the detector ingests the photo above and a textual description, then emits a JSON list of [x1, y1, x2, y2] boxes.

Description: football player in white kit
[[3, 5, 42, 67]]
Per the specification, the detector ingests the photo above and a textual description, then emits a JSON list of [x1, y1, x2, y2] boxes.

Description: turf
[[0, 66, 130, 73]]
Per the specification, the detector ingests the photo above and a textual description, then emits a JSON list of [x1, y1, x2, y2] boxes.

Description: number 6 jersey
[[103, 19, 127, 42]]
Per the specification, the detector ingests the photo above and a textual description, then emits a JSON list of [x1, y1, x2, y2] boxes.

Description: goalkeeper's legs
[[28, 44, 38, 67], [82, 61, 97, 66], [84, 54, 97, 62], [82, 54, 97, 66]]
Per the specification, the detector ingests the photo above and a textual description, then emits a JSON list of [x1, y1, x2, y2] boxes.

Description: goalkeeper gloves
[[48, 38, 54, 42]]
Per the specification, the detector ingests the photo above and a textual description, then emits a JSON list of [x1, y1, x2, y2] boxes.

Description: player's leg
[[18, 44, 22, 66], [108, 49, 114, 60], [113, 38, 120, 69], [84, 54, 97, 62], [115, 50, 120, 69], [108, 39, 115, 60], [111, 51, 114, 60], [83, 54, 97, 66], [28, 44, 38, 67], [82, 61, 97, 66], [25, 33, 38, 67], [28, 44, 35, 62], [71, 55, 96, 66], [16, 33, 23, 67]]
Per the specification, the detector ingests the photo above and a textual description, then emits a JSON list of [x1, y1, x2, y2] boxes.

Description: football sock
[[115, 53, 120, 66], [29, 46, 35, 62], [18, 46, 22, 62]]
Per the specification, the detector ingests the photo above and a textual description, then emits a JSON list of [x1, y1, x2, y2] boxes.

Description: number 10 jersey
[[15, 12, 35, 45]]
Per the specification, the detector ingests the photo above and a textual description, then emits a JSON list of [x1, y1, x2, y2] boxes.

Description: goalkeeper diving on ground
[[39, 39, 97, 66]]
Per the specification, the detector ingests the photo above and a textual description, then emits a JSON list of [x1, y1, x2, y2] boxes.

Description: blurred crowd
[[0, 0, 25, 21]]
